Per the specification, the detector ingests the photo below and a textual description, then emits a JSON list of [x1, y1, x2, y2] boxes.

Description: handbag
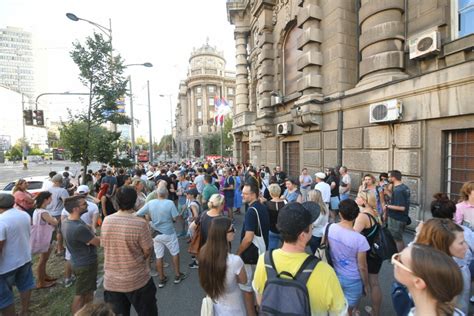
[[30, 210, 54, 254], [315, 223, 333, 266], [241, 207, 266, 264], [200, 296, 214, 316], [370, 223, 398, 261], [188, 217, 203, 256], [250, 207, 266, 255]]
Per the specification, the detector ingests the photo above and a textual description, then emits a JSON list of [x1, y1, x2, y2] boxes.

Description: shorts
[[337, 274, 363, 307], [330, 196, 340, 211], [239, 264, 255, 292], [73, 262, 98, 295], [153, 233, 179, 258], [387, 217, 406, 241], [0, 262, 35, 309], [104, 278, 157, 316]]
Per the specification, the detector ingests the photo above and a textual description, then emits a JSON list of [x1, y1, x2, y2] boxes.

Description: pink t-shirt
[[454, 201, 474, 227]]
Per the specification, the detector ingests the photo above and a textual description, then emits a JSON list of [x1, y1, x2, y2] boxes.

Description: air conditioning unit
[[409, 30, 440, 59], [277, 122, 292, 135], [369, 99, 402, 124]]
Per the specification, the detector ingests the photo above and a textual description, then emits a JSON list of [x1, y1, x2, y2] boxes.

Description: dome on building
[[189, 39, 226, 73]]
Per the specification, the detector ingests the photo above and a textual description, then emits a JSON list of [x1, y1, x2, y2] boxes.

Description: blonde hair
[[208, 193, 225, 210], [268, 183, 281, 198], [307, 190, 327, 215], [459, 181, 474, 202]]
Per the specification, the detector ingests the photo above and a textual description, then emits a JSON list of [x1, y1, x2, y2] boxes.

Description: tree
[[202, 117, 233, 157], [157, 135, 172, 157], [47, 131, 59, 148], [136, 136, 148, 150], [5, 139, 30, 161], [60, 122, 120, 166], [67, 32, 130, 181]]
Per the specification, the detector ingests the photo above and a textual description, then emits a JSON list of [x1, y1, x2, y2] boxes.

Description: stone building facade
[[227, 0, 474, 221], [175, 43, 236, 158]]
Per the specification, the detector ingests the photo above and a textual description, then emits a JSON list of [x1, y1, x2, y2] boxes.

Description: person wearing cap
[[299, 168, 313, 202], [253, 202, 347, 315], [47, 173, 70, 255], [314, 172, 331, 206], [0, 193, 35, 316]]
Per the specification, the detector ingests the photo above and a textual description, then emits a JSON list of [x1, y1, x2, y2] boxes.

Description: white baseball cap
[[76, 185, 90, 194], [315, 172, 326, 180]]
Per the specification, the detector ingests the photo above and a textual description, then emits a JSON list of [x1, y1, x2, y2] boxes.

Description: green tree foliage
[[6, 139, 30, 161], [60, 122, 120, 166], [64, 32, 130, 181], [202, 117, 233, 157], [47, 131, 59, 148], [157, 135, 172, 156]]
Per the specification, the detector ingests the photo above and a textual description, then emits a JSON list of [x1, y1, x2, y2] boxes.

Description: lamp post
[[124, 63, 152, 162], [159, 94, 174, 160]]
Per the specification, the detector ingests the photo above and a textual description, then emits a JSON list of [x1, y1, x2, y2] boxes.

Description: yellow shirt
[[253, 249, 347, 316]]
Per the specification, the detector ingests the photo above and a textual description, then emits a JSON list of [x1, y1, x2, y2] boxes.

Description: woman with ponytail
[[198, 217, 247, 315], [392, 243, 463, 316]]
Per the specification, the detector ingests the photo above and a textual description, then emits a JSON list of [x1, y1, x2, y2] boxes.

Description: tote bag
[[30, 209, 54, 254], [250, 207, 266, 255]]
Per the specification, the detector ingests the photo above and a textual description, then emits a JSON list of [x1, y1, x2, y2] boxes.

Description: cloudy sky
[[1, 0, 236, 142]]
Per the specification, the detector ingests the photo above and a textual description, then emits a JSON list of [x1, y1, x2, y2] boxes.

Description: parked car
[[1, 176, 51, 196]]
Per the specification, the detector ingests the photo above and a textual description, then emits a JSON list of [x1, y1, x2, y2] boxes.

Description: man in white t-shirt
[[314, 172, 331, 204], [0, 193, 35, 315]]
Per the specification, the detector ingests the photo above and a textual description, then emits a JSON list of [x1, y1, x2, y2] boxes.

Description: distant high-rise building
[[0, 26, 35, 99]]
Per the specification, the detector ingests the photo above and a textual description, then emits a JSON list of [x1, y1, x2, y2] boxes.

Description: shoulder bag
[[315, 223, 333, 266]]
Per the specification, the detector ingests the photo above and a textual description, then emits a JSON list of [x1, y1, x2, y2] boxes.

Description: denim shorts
[[0, 262, 35, 309], [337, 274, 363, 307]]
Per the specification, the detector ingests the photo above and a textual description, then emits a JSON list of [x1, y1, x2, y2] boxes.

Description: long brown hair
[[459, 181, 474, 202], [12, 179, 26, 194], [198, 217, 232, 301], [411, 243, 463, 316], [416, 218, 463, 256], [307, 190, 327, 215]]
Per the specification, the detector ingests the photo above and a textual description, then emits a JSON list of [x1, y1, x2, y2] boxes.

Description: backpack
[[260, 250, 319, 316], [365, 213, 397, 261]]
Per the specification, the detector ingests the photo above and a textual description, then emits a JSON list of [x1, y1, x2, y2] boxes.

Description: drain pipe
[[337, 109, 343, 167]]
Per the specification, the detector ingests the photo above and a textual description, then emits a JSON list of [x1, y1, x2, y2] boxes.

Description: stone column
[[297, 0, 323, 97], [256, 28, 275, 118], [357, 0, 407, 86], [234, 29, 250, 113]]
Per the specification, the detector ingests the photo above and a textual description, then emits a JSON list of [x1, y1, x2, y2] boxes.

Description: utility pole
[[129, 76, 136, 162], [147, 80, 153, 163]]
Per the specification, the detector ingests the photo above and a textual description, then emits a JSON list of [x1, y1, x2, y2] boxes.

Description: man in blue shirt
[[137, 186, 186, 288], [385, 170, 411, 252]]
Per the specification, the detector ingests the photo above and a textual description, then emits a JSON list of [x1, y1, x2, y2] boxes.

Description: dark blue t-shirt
[[240, 201, 270, 247], [224, 176, 235, 200], [388, 183, 411, 222]]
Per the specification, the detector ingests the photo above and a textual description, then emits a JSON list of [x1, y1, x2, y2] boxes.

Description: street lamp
[[124, 63, 153, 163], [66, 13, 112, 41], [159, 94, 174, 160]]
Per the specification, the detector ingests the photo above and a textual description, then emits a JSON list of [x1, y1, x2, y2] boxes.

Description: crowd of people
[[1, 160, 474, 316]]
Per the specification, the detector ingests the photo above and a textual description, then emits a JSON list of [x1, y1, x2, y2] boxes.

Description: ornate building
[[175, 42, 236, 158], [227, 0, 474, 220]]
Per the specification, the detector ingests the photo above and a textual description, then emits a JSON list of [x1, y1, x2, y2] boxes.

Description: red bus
[[137, 150, 149, 162]]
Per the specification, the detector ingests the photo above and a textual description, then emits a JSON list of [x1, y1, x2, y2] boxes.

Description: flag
[[214, 97, 231, 126]]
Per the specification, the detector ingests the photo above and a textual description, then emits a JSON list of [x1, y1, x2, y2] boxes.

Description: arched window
[[283, 25, 303, 95]]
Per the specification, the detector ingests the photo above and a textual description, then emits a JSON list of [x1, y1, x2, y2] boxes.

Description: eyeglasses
[[391, 253, 413, 274], [227, 226, 235, 233]]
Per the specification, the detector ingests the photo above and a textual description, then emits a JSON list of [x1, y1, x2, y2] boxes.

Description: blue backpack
[[260, 250, 319, 316]]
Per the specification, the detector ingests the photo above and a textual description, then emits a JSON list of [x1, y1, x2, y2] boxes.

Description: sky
[[0, 0, 236, 143]]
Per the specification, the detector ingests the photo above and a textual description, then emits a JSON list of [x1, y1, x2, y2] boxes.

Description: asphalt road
[[94, 209, 412, 316], [0, 160, 102, 189]]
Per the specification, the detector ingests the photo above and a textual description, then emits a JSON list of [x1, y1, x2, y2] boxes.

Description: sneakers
[[150, 270, 158, 277], [158, 276, 168, 288], [163, 261, 170, 268], [174, 273, 187, 284], [189, 260, 199, 269]]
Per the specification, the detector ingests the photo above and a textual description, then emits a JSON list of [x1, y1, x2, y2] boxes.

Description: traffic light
[[34, 110, 44, 126], [23, 110, 33, 125]]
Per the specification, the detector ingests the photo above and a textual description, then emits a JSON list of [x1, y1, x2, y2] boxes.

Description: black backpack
[[260, 250, 319, 316]]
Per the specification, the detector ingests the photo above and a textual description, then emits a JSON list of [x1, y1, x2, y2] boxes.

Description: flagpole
[[220, 85, 224, 160]]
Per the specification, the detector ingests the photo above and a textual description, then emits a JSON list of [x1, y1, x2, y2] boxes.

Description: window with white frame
[[208, 85, 215, 93], [196, 86, 202, 94], [198, 111, 202, 119], [228, 99, 234, 107], [209, 97, 215, 106], [452, 0, 474, 39], [196, 98, 202, 107], [228, 87, 234, 95]]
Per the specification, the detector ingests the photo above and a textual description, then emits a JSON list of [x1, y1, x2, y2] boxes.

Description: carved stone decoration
[[291, 95, 323, 129], [273, 0, 290, 25]]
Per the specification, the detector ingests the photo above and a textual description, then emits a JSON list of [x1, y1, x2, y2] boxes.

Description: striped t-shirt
[[101, 212, 153, 292]]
